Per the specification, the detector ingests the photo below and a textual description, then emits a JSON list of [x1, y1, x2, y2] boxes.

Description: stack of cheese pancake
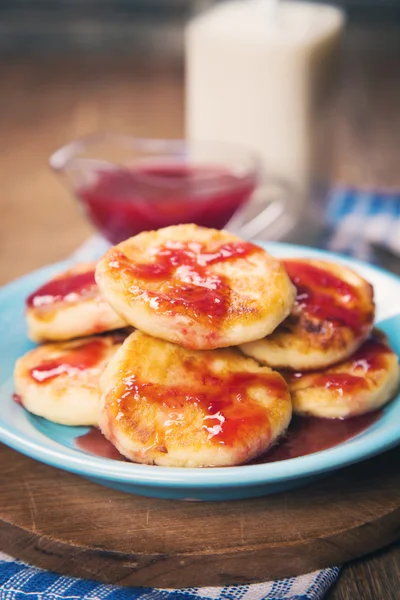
[[14, 224, 400, 467]]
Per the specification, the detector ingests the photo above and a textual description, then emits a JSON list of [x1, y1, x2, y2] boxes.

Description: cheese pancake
[[240, 259, 375, 370], [26, 262, 127, 342], [14, 332, 126, 426], [99, 330, 292, 468], [95, 224, 295, 350], [284, 330, 399, 419]]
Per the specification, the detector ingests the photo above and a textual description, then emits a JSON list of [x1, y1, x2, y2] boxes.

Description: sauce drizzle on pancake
[[109, 241, 261, 325], [30, 339, 106, 384], [283, 260, 373, 336], [110, 368, 287, 447], [27, 270, 96, 308], [286, 334, 392, 396]]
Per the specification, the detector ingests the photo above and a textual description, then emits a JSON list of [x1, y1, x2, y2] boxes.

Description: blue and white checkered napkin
[[325, 187, 400, 261], [1, 186, 399, 600], [0, 551, 340, 600]]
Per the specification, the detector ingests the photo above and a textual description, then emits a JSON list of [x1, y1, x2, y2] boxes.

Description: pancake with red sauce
[[14, 332, 127, 426], [240, 259, 375, 370], [284, 329, 399, 418], [26, 262, 127, 342], [95, 224, 295, 350], [98, 330, 292, 467]]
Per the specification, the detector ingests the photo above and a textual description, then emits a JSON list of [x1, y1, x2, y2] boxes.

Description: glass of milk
[[185, 0, 346, 241]]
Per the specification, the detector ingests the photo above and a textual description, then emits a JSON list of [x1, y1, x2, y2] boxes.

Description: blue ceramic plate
[[0, 243, 399, 501]]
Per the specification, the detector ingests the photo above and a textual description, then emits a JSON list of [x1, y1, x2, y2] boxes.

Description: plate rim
[[1, 241, 399, 490]]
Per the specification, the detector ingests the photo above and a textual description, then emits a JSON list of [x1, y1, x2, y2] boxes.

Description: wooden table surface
[[0, 22, 399, 599]]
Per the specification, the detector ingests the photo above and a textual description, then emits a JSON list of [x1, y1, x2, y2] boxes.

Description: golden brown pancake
[[99, 330, 292, 467], [284, 329, 399, 418], [14, 332, 127, 426], [240, 258, 375, 370], [95, 224, 295, 350], [26, 262, 127, 342]]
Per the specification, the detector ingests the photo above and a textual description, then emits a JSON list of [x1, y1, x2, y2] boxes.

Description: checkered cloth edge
[[325, 187, 400, 261], [2, 186, 399, 599], [0, 552, 340, 600]]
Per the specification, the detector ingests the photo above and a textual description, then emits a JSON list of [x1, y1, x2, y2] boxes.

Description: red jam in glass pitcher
[[78, 165, 256, 244]]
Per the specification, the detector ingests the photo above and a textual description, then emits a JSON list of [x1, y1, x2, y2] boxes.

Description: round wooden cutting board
[[1, 442, 400, 589]]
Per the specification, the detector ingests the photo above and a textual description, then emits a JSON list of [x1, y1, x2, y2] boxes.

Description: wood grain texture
[[0, 20, 400, 599], [1, 441, 400, 588], [327, 543, 400, 600]]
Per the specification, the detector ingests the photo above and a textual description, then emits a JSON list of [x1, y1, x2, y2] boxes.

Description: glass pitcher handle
[[226, 179, 299, 241]]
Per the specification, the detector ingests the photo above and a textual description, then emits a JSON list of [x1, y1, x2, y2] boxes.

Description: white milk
[[185, 1, 345, 217]]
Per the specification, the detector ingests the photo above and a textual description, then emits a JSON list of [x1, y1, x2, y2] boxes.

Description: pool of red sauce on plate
[[252, 411, 381, 463], [78, 165, 256, 244], [75, 412, 381, 463], [110, 240, 260, 325], [76, 428, 126, 461], [27, 269, 96, 308], [29, 339, 106, 384], [12, 393, 23, 405], [283, 260, 373, 336]]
